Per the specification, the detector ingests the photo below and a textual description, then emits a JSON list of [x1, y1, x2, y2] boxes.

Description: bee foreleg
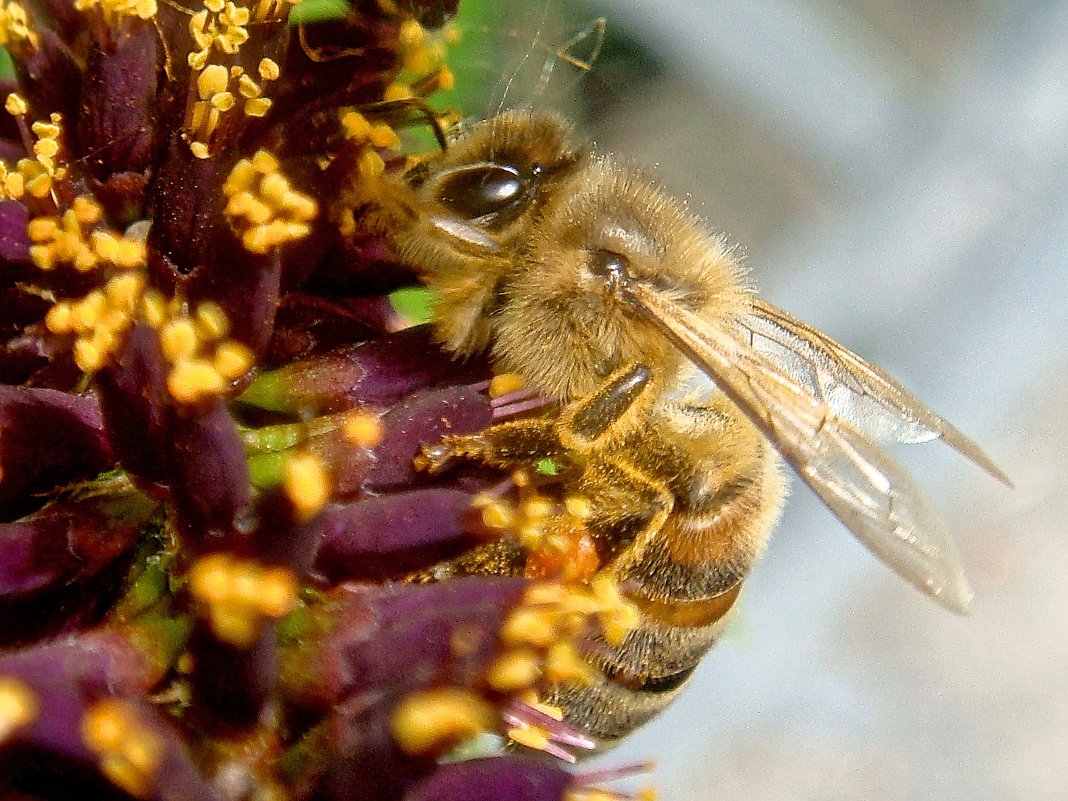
[[560, 364, 654, 447], [415, 417, 566, 474]]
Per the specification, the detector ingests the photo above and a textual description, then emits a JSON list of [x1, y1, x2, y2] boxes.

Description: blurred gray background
[[449, 1, 1066, 798]]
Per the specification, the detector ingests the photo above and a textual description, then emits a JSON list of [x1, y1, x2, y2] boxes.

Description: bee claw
[[414, 442, 455, 474]]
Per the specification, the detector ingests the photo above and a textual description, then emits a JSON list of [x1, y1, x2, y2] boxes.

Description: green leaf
[[535, 457, 560, 477], [0, 48, 14, 81], [389, 286, 435, 325], [288, 0, 351, 25]]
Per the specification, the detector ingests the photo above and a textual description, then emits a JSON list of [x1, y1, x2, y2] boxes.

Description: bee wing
[[625, 283, 976, 613], [742, 299, 1011, 485]]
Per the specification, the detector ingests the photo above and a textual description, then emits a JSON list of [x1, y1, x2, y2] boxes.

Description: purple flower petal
[[240, 325, 491, 416], [96, 323, 172, 494], [167, 398, 252, 544], [311, 488, 477, 581], [0, 386, 114, 520], [364, 385, 493, 491], [77, 21, 160, 223], [0, 483, 156, 599], [0, 200, 30, 269], [403, 756, 573, 801]]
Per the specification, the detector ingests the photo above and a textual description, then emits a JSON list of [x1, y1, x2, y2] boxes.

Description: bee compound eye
[[435, 164, 526, 220]]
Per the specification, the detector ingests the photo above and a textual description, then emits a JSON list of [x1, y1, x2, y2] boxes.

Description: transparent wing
[[741, 299, 1011, 485], [625, 283, 982, 613]]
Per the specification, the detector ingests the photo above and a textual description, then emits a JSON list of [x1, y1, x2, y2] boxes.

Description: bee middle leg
[[415, 363, 656, 474]]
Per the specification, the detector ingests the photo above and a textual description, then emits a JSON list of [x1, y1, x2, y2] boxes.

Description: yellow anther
[[521, 496, 555, 521], [507, 725, 550, 752], [391, 688, 496, 755], [244, 97, 271, 117], [341, 111, 371, 141], [530, 701, 564, 721], [479, 498, 515, 531], [564, 496, 592, 519], [383, 83, 413, 103], [25, 173, 52, 198], [256, 567, 298, 616], [188, 552, 234, 603], [223, 159, 256, 195], [259, 171, 290, 206], [356, 149, 385, 179], [44, 301, 73, 334], [0, 676, 37, 743], [167, 358, 226, 403], [3, 93, 26, 116], [33, 137, 59, 160], [209, 606, 258, 647], [194, 301, 230, 340], [283, 451, 329, 521], [486, 649, 541, 692], [30, 120, 59, 140], [545, 641, 596, 684], [140, 289, 167, 327], [82, 698, 162, 799], [250, 149, 278, 174], [72, 339, 101, 375], [210, 91, 236, 111], [341, 411, 384, 448], [27, 217, 59, 242], [213, 340, 254, 379], [237, 73, 260, 98], [72, 195, 102, 225], [398, 18, 424, 47], [74, 290, 107, 331], [258, 57, 279, 81], [189, 141, 210, 159], [105, 273, 144, 312], [196, 64, 229, 100], [369, 123, 400, 150], [438, 66, 456, 91], [159, 317, 199, 362], [501, 608, 557, 648], [3, 170, 25, 198]]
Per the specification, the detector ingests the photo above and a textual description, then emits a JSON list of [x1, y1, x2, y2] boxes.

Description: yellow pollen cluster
[[338, 111, 397, 180], [488, 372, 526, 398], [74, 0, 158, 22], [384, 18, 457, 102], [28, 195, 145, 272], [81, 698, 163, 799], [154, 297, 256, 403], [0, 0, 37, 47], [222, 149, 317, 252], [186, 58, 280, 158], [282, 451, 330, 521], [390, 687, 496, 756], [0, 675, 37, 743], [0, 106, 67, 200], [188, 0, 250, 69], [504, 578, 639, 662], [46, 272, 147, 372], [469, 484, 565, 550], [341, 410, 385, 448], [188, 552, 298, 647]]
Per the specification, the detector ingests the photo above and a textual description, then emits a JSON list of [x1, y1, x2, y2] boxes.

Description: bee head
[[492, 157, 748, 400]]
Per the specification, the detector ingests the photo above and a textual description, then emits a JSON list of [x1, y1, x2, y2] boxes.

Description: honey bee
[[353, 109, 1011, 742]]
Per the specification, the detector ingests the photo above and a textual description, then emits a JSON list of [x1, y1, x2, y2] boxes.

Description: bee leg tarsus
[[566, 364, 653, 444], [414, 442, 456, 474]]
